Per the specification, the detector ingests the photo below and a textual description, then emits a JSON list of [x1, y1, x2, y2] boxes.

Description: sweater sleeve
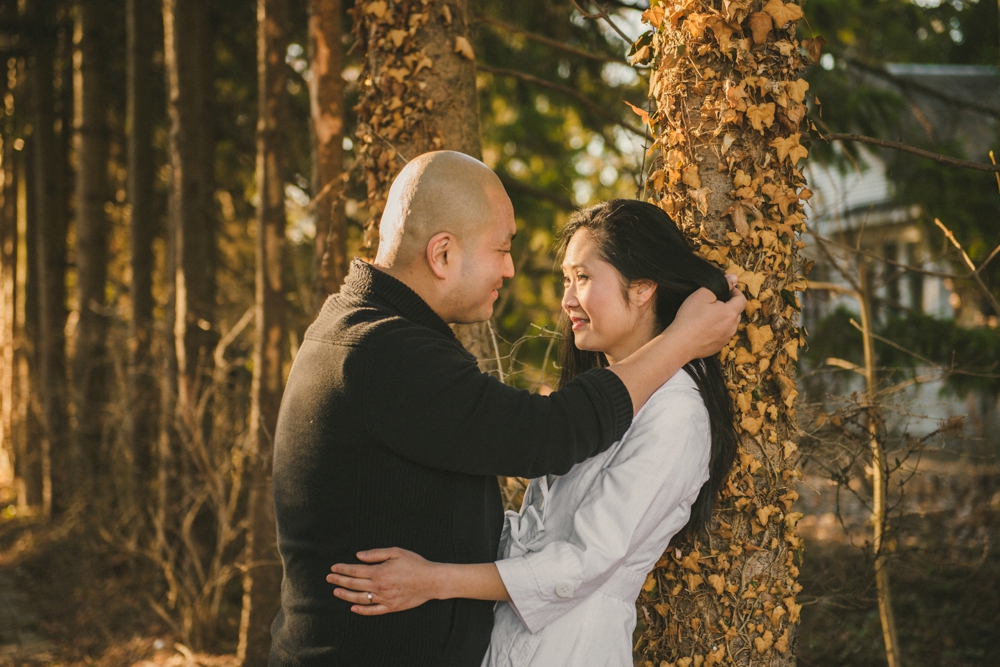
[[362, 322, 633, 478], [494, 382, 711, 633]]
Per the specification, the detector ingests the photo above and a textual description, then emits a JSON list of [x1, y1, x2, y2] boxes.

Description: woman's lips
[[570, 316, 589, 331]]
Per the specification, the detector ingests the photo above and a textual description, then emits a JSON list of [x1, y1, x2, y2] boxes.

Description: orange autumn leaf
[[770, 133, 808, 165], [746, 103, 775, 132], [747, 12, 773, 45], [762, 0, 803, 26]]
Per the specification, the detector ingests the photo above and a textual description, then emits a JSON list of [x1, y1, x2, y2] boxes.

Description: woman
[[326, 199, 738, 666]]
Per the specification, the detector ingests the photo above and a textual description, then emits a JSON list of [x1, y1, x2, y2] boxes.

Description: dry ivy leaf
[[723, 202, 750, 236], [783, 439, 798, 458], [785, 598, 802, 623], [641, 5, 665, 28], [690, 187, 712, 215], [783, 339, 799, 360], [682, 164, 702, 188], [747, 322, 774, 352], [773, 39, 795, 56], [775, 629, 790, 653], [642, 572, 657, 592], [685, 572, 704, 591], [746, 103, 775, 132], [733, 169, 752, 187], [742, 271, 767, 298], [721, 132, 737, 154], [388, 29, 408, 47], [365, 0, 387, 18], [708, 17, 737, 51], [800, 35, 826, 63], [754, 630, 775, 654], [741, 415, 763, 435], [454, 36, 475, 60], [708, 573, 726, 594], [747, 12, 773, 45], [625, 101, 651, 127], [786, 78, 809, 103], [685, 13, 713, 39], [440, 4, 452, 24], [680, 550, 702, 572], [706, 645, 726, 665], [756, 504, 777, 525], [770, 133, 808, 165], [762, 0, 803, 27]]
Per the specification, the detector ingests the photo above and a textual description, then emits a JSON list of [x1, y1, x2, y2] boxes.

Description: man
[[269, 151, 745, 666]]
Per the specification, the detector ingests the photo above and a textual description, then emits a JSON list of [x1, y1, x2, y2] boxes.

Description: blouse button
[[555, 583, 574, 599]]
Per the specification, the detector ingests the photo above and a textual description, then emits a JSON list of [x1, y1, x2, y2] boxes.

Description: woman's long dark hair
[[556, 199, 737, 539]]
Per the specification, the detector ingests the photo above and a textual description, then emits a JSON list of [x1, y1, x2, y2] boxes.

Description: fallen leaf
[[723, 202, 750, 236], [762, 0, 803, 27], [682, 164, 702, 188], [440, 4, 452, 24], [754, 630, 775, 654], [685, 571, 704, 591], [454, 36, 475, 60], [642, 572, 657, 592], [721, 132, 737, 153], [747, 12, 773, 45], [690, 187, 712, 215], [680, 550, 702, 572]]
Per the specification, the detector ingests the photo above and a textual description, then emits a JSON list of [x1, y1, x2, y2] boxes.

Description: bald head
[[375, 151, 512, 269]]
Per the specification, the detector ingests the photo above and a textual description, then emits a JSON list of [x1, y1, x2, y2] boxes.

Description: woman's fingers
[[333, 586, 380, 606], [326, 572, 371, 590], [330, 562, 376, 578], [350, 603, 390, 616]]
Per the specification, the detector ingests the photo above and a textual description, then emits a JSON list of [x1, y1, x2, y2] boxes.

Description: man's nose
[[503, 252, 515, 279]]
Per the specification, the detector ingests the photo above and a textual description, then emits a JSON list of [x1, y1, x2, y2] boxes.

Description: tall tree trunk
[[73, 0, 112, 486], [354, 0, 491, 361], [125, 0, 160, 504], [0, 131, 18, 504], [163, 0, 218, 422], [30, 0, 67, 519], [237, 0, 289, 663], [635, 4, 809, 665], [22, 134, 43, 512], [309, 0, 347, 310]]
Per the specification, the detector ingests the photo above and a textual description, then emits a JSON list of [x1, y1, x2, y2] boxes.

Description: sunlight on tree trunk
[[354, 0, 492, 360], [0, 135, 18, 507], [634, 3, 810, 664], [237, 0, 290, 663], [309, 0, 348, 310]]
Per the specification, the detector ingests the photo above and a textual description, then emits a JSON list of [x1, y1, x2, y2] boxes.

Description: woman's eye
[[577, 273, 588, 282]]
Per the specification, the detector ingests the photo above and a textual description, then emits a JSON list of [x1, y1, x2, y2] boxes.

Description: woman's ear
[[426, 232, 453, 279], [631, 280, 657, 308]]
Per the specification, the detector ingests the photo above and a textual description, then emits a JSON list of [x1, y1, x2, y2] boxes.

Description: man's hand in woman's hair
[[672, 275, 746, 360]]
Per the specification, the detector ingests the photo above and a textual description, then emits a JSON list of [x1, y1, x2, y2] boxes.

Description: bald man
[[268, 152, 745, 667]]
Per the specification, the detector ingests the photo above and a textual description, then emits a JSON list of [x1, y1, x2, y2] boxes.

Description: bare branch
[[820, 133, 1000, 173], [934, 218, 1000, 317], [849, 319, 1000, 379], [477, 64, 645, 136], [498, 174, 577, 210], [475, 15, 628, 64], [569, 0, 634, 45], [845, 58, 1000, 121]]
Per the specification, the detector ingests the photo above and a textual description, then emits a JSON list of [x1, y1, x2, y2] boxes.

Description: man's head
[[375, 151, 516, 324]]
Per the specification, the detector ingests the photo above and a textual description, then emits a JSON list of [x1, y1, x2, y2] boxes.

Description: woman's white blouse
[[483, 370, 711, 667]]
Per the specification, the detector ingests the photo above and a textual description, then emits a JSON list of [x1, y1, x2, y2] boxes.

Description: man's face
[[446, 190, 517, 324]]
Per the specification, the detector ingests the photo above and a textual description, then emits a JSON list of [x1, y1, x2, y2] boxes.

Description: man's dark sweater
[[269, 260, 634, 667]]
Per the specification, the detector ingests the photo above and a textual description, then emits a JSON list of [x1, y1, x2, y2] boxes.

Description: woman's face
[[561, 229, 655, 363]]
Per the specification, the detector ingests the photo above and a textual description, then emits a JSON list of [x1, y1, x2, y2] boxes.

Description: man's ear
[[426, 232, 454, 279], [631, 280, 657, 308]]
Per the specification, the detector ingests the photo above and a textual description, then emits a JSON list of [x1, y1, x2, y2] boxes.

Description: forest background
[[0, 0, 997, 665]]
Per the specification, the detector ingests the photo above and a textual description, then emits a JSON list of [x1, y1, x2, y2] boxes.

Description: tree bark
[[163, 0, 218, 420], [29, 0, 66, 519], [354, 0, 491, 361], [72, 0, 112, 485], [237, 0, 288, 663], [0, 128, 18, 505], [634, 3, 809, 665], [125, 0, 160, 504], [309, 0, 348, 310]]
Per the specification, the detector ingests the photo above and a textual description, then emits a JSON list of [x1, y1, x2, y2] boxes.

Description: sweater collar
[[342, 259, 457, 340]]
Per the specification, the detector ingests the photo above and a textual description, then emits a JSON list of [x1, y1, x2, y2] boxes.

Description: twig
[[820, 133, 1000, 173], [498, 174, 576, 210], [475, 15, 628, 64], [478, 64, 645, 136], [488, 321, 506, 384], [934, 218, 1000, 317], [848, 318, 1000, 379], [569, 0, 634, 45], [845, 58, 1000, 121]]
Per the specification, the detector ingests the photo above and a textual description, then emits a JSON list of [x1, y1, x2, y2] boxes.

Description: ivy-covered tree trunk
[[634, 3, 810, 665], [309, 0, 348, 309], [354, 0, 491, 360], [237, 0, 289, 662]]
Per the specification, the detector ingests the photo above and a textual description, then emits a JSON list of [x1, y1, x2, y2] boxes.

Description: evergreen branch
[[820, 133, 1000, 173], [475, 16, 628, 64], [477, 64, 645, 136]]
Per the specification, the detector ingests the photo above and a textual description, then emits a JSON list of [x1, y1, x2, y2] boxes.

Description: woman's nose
[[562, 285, 579, 310]]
